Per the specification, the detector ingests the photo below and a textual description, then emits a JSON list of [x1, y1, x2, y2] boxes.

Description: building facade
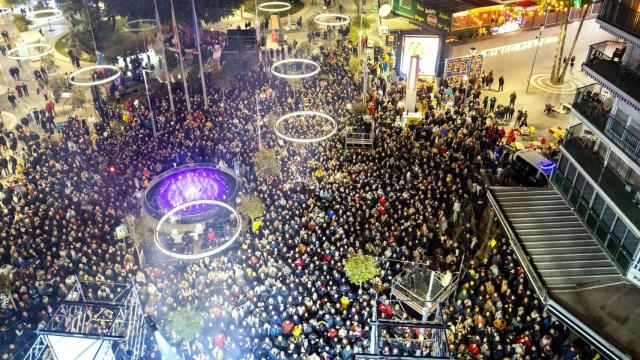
[[553, 0, 640, 285]]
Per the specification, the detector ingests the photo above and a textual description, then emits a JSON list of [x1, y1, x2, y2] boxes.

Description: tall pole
[[82, 0, 98, 55], [526, 5, 549, 94], [142, 70, 156, 137], [255, 94, 262, 149], [191, 0, 208, 107], [357, 0, 363, 58], [170, 0, 191, 113], [154, 0, 175, 111]]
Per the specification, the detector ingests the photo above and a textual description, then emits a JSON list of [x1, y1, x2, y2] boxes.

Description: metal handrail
[[605, 116, 640, 162], [486, 189, 549, 303], [598, 0, 640, 39], [585, 41, 626, 63]]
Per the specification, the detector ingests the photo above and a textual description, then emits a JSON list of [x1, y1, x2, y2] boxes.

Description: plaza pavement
[[0, 0, 617, 146]]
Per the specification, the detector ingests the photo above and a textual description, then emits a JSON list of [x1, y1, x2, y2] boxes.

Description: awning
[[487, 187, 637, 360]]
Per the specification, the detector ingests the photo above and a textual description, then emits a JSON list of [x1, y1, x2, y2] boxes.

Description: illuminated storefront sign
[[479, 36, 558, 57], [400, 35, 440, 76], [415, 1, 453, 33]]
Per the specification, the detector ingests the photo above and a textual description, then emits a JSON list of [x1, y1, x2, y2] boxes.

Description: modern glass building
[[554, 0, 640, 285]]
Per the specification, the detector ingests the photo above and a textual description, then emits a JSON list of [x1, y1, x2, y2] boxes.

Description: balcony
[[597, 0, 640, 43], [605, 116, 640, 163], [562, 129, 640, 229], [572, 84, 611, 132], [572, 84, 640, 165], [582, 41, 640, 105]]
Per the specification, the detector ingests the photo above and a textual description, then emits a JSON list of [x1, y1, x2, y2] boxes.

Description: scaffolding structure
[[24, 278, 146, 360], [356, 263, 460, 359]]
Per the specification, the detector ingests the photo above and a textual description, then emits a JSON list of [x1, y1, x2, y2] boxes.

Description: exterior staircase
[[490, 187, 622, 291]]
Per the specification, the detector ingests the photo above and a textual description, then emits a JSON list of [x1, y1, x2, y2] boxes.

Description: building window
[[623, 230, 639, 255], [566, 162, 577, 183], [558, 156, 569, 174], [612, 218, 628, 243], [575, 173, 586, 193], [399, 0, 412, 9], [582, 181, 595, 204], [601, 205, 616, 229], [592, 194, 606, 216]]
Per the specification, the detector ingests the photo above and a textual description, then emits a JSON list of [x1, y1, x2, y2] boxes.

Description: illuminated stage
[[144, 164, 238, 224]]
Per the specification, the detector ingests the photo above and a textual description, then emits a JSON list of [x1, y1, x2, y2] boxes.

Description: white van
[[513, 149, 556, 186]]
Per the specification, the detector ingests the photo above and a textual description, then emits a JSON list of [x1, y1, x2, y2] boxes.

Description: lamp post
[[526, 5, 549, 94], [255, 94, 262, 149], [142, 69, 156, 137], [464, 47, 477, 102]]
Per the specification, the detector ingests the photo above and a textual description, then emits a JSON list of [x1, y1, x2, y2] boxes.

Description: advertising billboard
[[400, 35, 440, 76], [444, 55, 484, 84], [414, 1, 453, 33]]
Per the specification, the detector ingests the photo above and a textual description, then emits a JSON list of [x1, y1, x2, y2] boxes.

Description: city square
[[0, 0, 638, 359]]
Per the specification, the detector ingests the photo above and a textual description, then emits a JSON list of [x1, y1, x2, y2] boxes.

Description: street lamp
[[141, 69, 156, 137], [255, 94, 262, 149], [464, 47, 477, 102], [526, 5, 549, 94]]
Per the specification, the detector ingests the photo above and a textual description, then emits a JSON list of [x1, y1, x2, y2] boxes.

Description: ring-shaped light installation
[[314, 13, 350, 26], [154, 200, 241, 260], [257, 1, 292, 12], [270, 58, 320, 79], [274, 110, 338, 143], [123, 19, 157, 32], [26, 9, 63, 21], [7, 43, 53, 60], [68, 65, 122, 86]]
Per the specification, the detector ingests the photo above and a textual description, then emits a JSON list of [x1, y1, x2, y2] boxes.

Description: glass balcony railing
[[572, 84, 640, 165], [583, 41, 640, 104], [561, 129, 640, 233], [551, 169, 632, 273], [572, 84, 611, 131], [605, 116, 640, 163], [598, 0, 640, 40]]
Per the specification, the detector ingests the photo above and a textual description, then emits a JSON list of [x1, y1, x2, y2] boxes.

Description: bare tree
[[549, 0, 571, 84], [558, 3, 591, 83], [123, 214, 146, 266]]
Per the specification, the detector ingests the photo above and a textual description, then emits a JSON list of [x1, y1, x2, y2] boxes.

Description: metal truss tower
[[24, 278, 146, 360], [356, 263, 462, 359]]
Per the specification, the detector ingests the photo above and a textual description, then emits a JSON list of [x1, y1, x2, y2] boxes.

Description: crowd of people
[[0, 28, 599, 360]]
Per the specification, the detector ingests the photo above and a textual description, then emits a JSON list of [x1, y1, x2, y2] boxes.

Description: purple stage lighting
[[145, 165, 238, 223]]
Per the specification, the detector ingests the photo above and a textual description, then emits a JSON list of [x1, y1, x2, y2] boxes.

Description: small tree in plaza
[[344, 254, 380, 287], [166, 308, 205, 341], [70, 87, 87, 110], [238, 194, 265, 221], [12, 14, 33, 32], [252, 148, 280, 178], [49, 75, 68, 102]]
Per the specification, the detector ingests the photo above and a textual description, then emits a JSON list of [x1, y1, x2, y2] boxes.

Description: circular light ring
[[68, 65, 122, 86], [270, 58, 320, 79], [314, 13, 350, 26], [274, 110, 338, 143], [154, 200, 241, 260], [123, 19, 157, 32], [7, 43, 53, 60], [257, 1, 292, 12], [26, 9, 63, 21]]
